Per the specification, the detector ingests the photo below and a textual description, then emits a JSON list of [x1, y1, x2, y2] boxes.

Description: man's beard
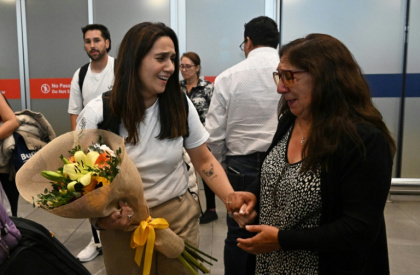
[[87, 50, 105, 61]]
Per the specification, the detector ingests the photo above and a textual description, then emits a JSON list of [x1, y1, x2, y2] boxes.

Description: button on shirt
[[206, 47, 280, 163]]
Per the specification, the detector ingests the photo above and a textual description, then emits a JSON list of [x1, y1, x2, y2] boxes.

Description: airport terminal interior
[[14, 190, 420, 275], [1, 1, 419, 274]]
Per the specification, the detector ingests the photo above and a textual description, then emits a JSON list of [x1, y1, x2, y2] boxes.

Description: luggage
[[0, 217, 90, 275]]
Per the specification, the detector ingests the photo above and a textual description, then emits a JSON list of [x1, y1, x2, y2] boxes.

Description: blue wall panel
[[366, 74, 420, 97]]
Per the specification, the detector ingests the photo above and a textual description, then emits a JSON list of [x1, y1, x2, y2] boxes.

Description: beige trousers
[[101, 191, 201, 275]]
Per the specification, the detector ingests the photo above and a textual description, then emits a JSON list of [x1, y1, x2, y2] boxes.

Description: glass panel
[[185, 0, 265, 77], [93, 0, 170, 58], [402, 0, 420, 177], [0, 0, 20, 110], [25, 0, 88, 136], [282, 0, 405, 74]]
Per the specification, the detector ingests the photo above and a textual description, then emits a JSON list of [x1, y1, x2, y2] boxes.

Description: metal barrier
[[387, 178, 420, 202], [390, 178, 420, 195]]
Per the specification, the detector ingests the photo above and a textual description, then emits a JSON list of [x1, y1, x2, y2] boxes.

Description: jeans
[[224, 152, 266, 275]]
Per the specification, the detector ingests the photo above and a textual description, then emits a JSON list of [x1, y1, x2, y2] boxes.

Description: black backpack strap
[[97, 91, 120, 135], [78, 58, 116, 95], [78, 62, 90, 92]]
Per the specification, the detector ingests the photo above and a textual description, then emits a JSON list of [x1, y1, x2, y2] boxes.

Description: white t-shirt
[[76, 95, 209, 207], [68, 56, 115, 115]]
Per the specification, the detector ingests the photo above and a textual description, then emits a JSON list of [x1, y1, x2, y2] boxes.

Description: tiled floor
[[14, 192, 420, 275]]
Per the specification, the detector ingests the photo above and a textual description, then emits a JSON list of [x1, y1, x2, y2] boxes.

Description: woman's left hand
[[226, 191, 256, 214], [237, 225, 280, 254]]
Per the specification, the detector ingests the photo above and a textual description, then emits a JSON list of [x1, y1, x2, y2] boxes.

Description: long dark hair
[[279, 33, 396, 171], [110, 22, 187, 144]]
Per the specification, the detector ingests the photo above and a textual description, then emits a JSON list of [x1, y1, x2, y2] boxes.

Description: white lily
[[63, 151, 99, 192], [67, 172, 93, 192]]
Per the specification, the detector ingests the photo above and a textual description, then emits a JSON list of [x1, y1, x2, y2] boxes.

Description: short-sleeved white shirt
[[76, 95, 209, 207], [68, 56, 115, 115]]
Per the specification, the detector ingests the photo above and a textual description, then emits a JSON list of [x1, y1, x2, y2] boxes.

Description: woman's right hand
[[237, 225, 280, 254], [96, 201, 135, 231]]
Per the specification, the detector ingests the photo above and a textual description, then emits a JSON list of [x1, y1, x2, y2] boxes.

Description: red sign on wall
[[204, 76, 216, 83], [30, 78, 72, 99], [0, 79, 21, 99]]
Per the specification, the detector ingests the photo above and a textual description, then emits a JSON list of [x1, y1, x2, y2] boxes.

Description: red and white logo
[[40, 84, 51, 94]]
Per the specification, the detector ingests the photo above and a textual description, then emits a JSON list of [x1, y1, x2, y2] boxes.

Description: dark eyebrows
[[157, 51, 174, 56], [84, 36, 103, 42], [155, 51, 176, 59]]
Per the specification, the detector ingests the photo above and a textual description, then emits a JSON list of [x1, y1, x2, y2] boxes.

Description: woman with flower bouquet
[[69, 22, 248, 274]]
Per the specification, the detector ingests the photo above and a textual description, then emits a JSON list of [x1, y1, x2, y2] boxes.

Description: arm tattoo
[[202, 163, 217, 180]]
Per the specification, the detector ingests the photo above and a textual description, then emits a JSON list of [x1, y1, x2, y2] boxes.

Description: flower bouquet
[[16, 129, 215, 275], [35, 138, 121, 209]]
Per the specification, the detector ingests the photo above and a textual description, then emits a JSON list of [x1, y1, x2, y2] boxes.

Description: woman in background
[[235, 33, 395, 274], [0, 93, 19, 216], [180, 52, 217, 224]]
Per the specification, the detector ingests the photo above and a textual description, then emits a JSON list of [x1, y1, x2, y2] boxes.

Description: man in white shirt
[[68, 24, 115, 130], [206, 16, 280, 275], [67, 23, 115, 262]]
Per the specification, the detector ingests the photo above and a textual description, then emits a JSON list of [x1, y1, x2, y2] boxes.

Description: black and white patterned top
[[180, 76, 213, 125], [256, 125, 322, 274]]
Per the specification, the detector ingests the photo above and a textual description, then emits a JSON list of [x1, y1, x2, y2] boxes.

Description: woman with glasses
[[180, 52, 218, 224], [233, 33, 395, 274]]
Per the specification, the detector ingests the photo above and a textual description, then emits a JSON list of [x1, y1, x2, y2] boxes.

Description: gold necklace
[[297, 120, 306, 145]]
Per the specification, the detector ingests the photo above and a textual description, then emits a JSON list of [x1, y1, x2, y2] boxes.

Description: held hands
[[237, 225, 280, 255], [96, 201, 135, 231], [232, 209, 257, 228], [226, 191, 257, 215]]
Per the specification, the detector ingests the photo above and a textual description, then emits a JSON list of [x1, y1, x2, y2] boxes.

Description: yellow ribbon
[[130, 216, 169, 275]]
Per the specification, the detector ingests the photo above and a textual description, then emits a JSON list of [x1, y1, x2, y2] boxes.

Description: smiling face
[[277, 57, 313, 120], [84, 30, 109, 61], [138, 36, 176, 107]]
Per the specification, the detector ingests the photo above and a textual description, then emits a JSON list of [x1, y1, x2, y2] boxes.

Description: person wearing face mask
[[234, 33, 395, 274], [179, 52, 217, 224], [75, 22, 245, 274], [68, 23, 115, 263]]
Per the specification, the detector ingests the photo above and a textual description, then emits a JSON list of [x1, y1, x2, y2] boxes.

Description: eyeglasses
[[273, 70, 307, 87], [180, 64, 196, 70], [239, 40, 246, 51]]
